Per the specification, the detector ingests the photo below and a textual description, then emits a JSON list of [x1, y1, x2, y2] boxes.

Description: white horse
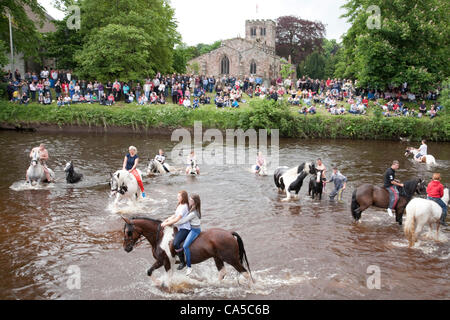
[[252, 164, 267, 176], [26, 150, 55, 184], [147, 159, 173, 175], [110, 169, 144, 206], [404, 188, 449, 247], [186, 158, 199, 175], [405, 147, 436, 165]]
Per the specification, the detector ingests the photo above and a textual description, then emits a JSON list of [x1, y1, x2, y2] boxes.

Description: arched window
[[221, 56, 230, 75], [250, 61, 257, 75]]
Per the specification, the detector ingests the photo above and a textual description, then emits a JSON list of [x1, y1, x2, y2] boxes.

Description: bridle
[[123, 221, 162, 248]]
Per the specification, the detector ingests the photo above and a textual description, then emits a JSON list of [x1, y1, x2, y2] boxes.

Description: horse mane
[[297, 163, 305, 174], [131, 216, 162, 224], [400, 179, 420, 200]]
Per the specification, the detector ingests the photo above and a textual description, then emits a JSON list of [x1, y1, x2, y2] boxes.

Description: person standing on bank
[[161, 191, 191, 270]]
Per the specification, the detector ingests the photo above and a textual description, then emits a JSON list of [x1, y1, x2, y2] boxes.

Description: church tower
[[245, 19, 276, 52]]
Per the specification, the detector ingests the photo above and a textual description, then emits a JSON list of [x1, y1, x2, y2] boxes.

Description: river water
[[0, 131, 449, 300]]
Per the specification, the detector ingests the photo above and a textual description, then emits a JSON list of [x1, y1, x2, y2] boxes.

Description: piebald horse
[[404, 188, 449, 247], [308, 170, 324, 200], [26, 150, 55, 184], [274, 162, 316, 201], [122, 217, 253, 286], [404, 147, 436, 165], [351, 178, 427, 225], [110, 170, 144, 206]]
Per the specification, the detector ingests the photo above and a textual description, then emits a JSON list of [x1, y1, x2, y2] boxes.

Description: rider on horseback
[[384, 160, 404, 217], [186, 151, 200, 175], [123, 146, 145, 198], [414, 140, 428, 162], [155, 149, 170, 173], [29, 143, 53, 182], [427, 173, 448, 226]]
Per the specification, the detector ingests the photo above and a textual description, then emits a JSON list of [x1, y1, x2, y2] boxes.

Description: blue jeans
[[173, 228, 190, 250], [386, 186, 399, 209], [183, 228, 201, 268], [427, 197, 447, 221]]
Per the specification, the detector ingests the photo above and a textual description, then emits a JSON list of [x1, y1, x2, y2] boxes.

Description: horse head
[[110, 171, 122, 196], [122, 217, 141, 253], [31, 151, 40, 166], [415, 178, 427, 195], [316, 170, 323, 183], [64, 161, 73, 173], [147, 159, 157, 174], [404, 147, 414, 157]]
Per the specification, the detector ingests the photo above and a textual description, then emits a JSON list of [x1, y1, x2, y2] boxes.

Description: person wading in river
[[28, 143, 53, 182], [122, 146, 145, 198], [384, 160, 404, 217]]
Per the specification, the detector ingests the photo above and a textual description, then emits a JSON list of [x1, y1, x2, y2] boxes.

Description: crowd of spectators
[[3, 68, 444, 118]]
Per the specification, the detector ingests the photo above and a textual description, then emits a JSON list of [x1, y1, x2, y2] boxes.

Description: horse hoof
[[147, 269, 153, 277]]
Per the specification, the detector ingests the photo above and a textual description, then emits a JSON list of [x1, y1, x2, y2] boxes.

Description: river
[[0, 131, 449, 299]]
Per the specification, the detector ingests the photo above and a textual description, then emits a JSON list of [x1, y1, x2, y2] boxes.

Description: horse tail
[[232, 232, 253, 282], [404, 208, 416, 247], [351, 189, 361, 221]]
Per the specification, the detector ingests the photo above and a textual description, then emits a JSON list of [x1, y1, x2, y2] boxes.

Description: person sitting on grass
[[20, 93, 30, 106], [57, 96, 63, 108], [183, 97, 191, 108], [159, 94, 166, 105], [299, 106, 307, 115], [308, 105, 316, 114], [223, 95, 230, 107], [72, 92, 80, 104], [63, 94, 71, 106], [43, 92, 52, 105], [231, 99, 239, 108], [91, 92, 98, 103], [215, 95, 224, 108], [192, 97, 199, 109], [107, 93, 114, 106], [127, 91, 135, 104], [138, 93, 147, 105], [99, 94, 107, 105], [429, 106, 437, 119]]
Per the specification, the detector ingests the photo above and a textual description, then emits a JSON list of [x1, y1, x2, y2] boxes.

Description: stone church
[[188, 19, 288, 81]]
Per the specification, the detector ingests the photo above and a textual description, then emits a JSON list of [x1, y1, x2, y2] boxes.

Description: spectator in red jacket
[[427, 173, 447, 226]]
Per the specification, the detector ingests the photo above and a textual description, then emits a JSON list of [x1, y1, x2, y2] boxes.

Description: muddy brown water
[[0, 131, 449, 300]]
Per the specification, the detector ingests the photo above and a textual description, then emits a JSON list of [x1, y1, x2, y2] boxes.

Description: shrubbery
[[0, 99, 448, 141]]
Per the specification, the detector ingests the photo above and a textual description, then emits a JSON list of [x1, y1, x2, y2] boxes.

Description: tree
[[43, 19, 82, 70], [0, 40, 8, 67], [297, 52, 326, 79], [74, 0, 180, 79], [76, 24, 156, 81], [0, 0, 46, 60], [275, 16, 326, 66], [338, 0, 450, 92], [280, 58, 294, 79]]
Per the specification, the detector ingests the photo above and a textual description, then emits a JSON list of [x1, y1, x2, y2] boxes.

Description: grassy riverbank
[[0, 99, 449, 141]]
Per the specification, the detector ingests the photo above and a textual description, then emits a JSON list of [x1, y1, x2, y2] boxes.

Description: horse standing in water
[[274, 162, 316, 201], [351, 178, 426, 225], [26, 150, 55, 184], [404, 188, 449, 247], [308, 170, 324, 200], [404, 147, 436, 165], [110, 170, 144, 206], [122, 217, 253, 286]]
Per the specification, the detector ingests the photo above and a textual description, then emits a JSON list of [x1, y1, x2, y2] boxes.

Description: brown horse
[[351, 178, 426, 225], [121, 216, 253, 285]]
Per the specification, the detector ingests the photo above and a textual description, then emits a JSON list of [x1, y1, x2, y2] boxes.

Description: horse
[[187, 158, 199, 175], [147, 159, 172, 175], [308, 170, 324, 200], [404, 147, 436, 165], [274, 162, 316, 201], [351, 178, 427, 225], [64, 161, 83, 184], [121, 216, 253, 286], [404, 188, 449, 247], [109, 169, 144, 206], [251, 164, 267, 176], [26, 150, 55, 184]]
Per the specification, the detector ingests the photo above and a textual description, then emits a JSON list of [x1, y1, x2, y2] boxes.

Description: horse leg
[[214, 258, 226, 281], [163, 257, 174, 288], [147, 259, 164, 277], [436, 222, 440, 241]]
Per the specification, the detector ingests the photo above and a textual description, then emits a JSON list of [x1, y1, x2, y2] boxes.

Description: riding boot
[[440, 212, 448, 226], [177, 251, 186, 270]]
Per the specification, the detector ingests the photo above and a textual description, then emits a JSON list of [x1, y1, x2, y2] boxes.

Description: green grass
[[1, 96, 449, 141]]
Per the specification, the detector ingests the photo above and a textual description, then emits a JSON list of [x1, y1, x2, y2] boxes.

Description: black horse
[[308, 170, 324, 200], [64, 161, 83, 183], [351, 178, 426, 225]]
